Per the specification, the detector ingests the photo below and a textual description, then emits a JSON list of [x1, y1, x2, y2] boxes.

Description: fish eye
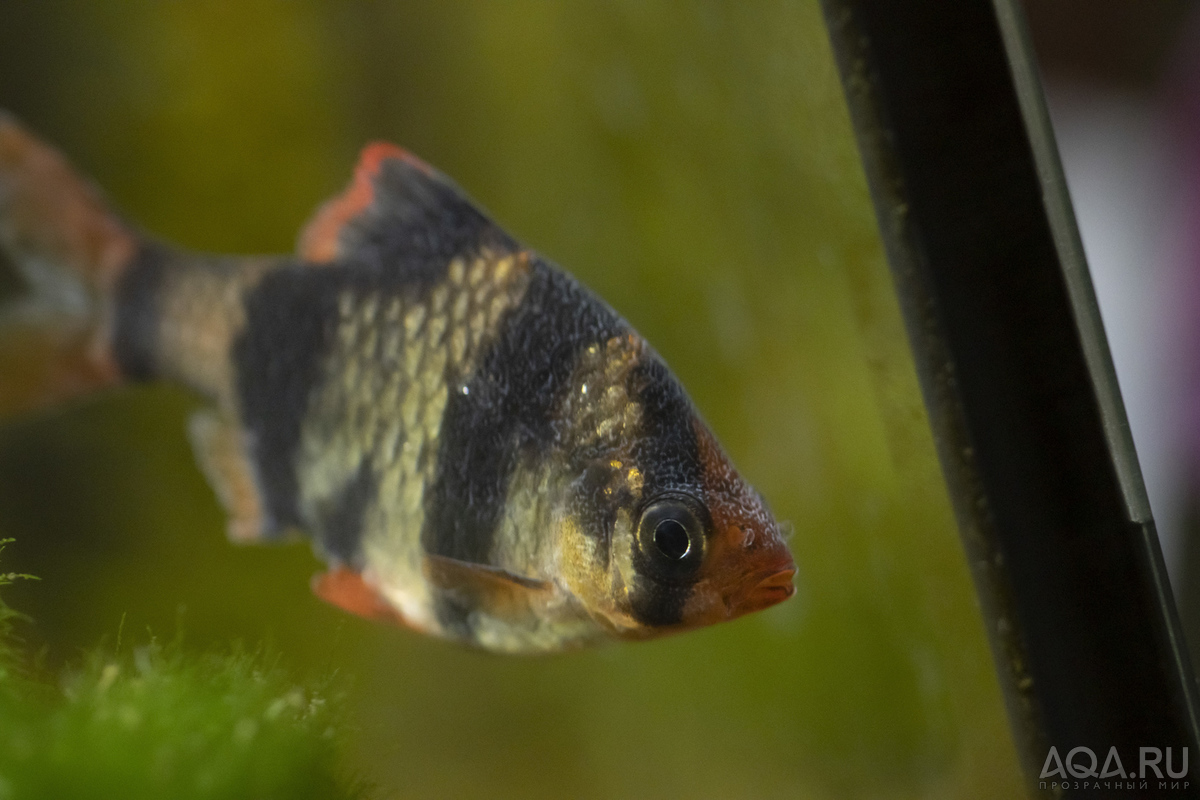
[[636, 498, 707, 582], [654, 518, 691, 560]]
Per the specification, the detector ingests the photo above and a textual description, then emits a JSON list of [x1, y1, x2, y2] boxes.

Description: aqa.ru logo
[[1039, 746, 1189, 792]]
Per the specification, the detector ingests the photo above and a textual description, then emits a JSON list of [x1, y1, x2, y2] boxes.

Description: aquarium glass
[[0, 2, 1022, 797]]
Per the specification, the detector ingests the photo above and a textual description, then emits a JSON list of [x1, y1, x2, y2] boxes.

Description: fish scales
[[0, 116, 796, 653], [297, 251, 531, 613]]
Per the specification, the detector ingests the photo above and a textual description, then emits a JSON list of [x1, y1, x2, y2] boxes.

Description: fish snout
[[677, 525, 796, 627], [712, 516, 797, 618]]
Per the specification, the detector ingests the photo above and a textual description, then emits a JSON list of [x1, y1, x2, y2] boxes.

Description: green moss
[[0, 544, 366, 800], [0, 540, 34, 691]]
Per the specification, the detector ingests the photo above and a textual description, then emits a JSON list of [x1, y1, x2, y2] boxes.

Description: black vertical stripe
[[625, 357, 705, 628], [317, 461, 376, 568], [627, 579, 694, 627], [234, 150, 516, 534], [424, 256, 711, 630], [112, 241, 170, 381], [627, 357, 702, 496], [233, 263, 339, 531], [424, 258, 629, 566]]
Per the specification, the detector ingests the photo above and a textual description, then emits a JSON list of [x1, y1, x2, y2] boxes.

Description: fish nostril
[[737, 525, 756, 549]]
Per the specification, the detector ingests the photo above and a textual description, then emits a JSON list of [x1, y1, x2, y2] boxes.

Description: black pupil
[[653, 518, 691, 560]]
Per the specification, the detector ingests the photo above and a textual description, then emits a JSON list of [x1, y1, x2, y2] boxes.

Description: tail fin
[[0, 111, 138, 416]]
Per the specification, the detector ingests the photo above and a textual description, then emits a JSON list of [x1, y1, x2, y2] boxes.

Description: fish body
[[0, 114, 795, 653]]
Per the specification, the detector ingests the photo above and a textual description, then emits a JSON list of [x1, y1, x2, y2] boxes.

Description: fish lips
[[727, 565, 797, 616], [720, 530, 798, 618], [681, 551, 797, 626]]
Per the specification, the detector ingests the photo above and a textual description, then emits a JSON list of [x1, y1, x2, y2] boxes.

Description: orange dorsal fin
[[297, 142, 517, 269], [299, 142, 423, 262]]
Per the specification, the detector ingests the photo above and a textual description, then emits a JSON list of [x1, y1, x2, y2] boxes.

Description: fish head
[[615, 421, 796, 634], [557, 338, 795, 638]]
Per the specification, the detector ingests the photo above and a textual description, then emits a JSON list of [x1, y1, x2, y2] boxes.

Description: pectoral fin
[[424, 554, 556, 619]]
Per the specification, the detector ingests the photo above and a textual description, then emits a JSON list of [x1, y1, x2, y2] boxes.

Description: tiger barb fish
[[0, 112, 795, 654]]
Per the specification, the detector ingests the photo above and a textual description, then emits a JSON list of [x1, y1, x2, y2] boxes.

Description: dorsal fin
[[298, 143, 517, 281]]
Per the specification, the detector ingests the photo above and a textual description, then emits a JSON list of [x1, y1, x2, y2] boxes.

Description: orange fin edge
[[312, 567, 413, 628], [297, 142, 434, 263]]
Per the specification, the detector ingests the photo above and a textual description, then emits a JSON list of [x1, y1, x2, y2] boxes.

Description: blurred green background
[[0, 2, 1021, 797]]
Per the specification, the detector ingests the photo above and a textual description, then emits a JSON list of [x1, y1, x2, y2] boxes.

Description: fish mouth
[[727, 567, 797, 617]]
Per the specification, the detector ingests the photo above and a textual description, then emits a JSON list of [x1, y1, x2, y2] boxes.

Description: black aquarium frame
[[820, 0, 1200, 795]]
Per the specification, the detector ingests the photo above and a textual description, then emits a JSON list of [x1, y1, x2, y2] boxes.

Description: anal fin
[[188, 410, 275, 544]]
